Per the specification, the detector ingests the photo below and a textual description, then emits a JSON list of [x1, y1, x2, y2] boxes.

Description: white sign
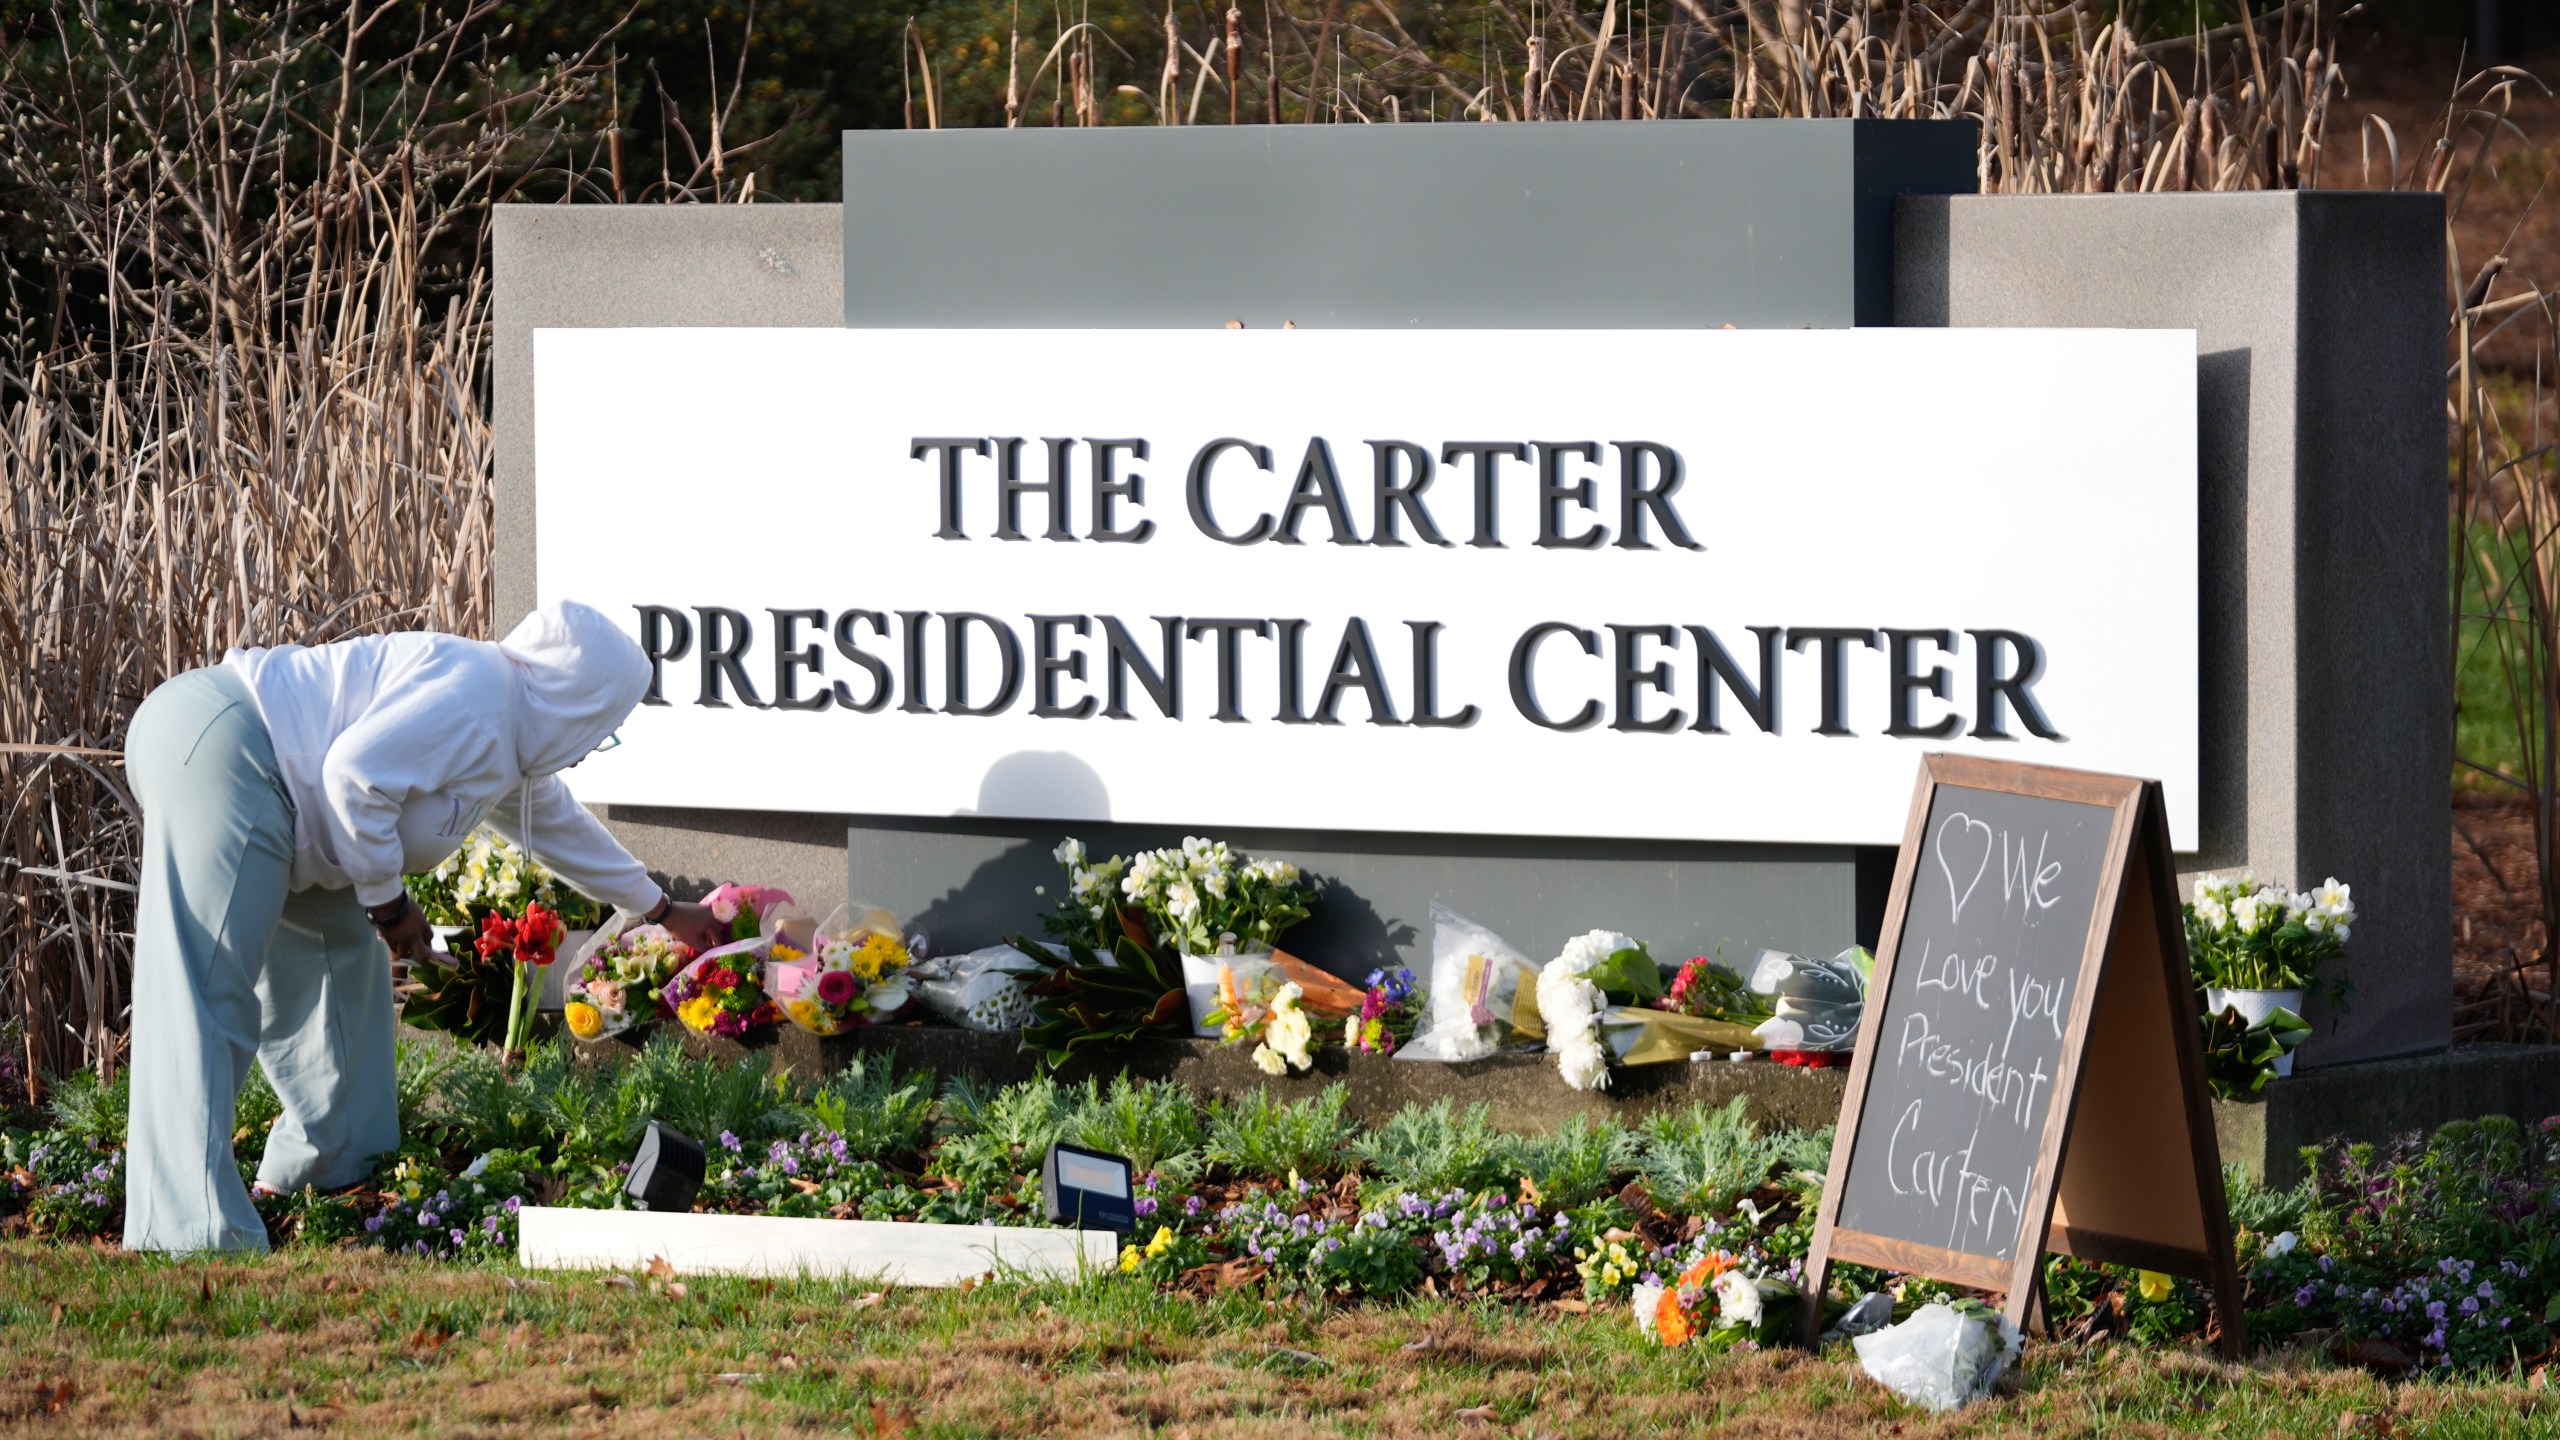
[[536, 327, 2198, 848]]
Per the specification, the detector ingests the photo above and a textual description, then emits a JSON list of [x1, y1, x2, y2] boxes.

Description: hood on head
[[499, 600, 651, 777]]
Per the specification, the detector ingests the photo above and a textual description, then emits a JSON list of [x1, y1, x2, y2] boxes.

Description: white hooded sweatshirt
[[222, 601, 666, 912]]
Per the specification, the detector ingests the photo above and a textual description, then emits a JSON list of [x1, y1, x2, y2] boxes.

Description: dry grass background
[[4, 0, 2558, 1082]]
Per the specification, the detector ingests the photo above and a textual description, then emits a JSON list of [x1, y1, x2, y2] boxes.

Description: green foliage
[[1206, 1085, 1354, 1182], [1349, 1099, 1527, 1196], [1014, 932, 1189, 1066], [1517, 1115, 1642, 1210], [935, 1073, 1082, 1191], [2222, 1163, 2315, 1237], [1636, 1097, 1779, 1219], [794, 1054, 937, 1160], [42, 1067, 128, 1150], [1070, 1076, 1207, 1183]]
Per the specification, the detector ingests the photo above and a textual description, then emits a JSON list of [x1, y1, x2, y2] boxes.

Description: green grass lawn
[[0, 1241, 2550, 1439]]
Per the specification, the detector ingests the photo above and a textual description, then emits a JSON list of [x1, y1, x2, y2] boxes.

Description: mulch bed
[[2452, 791, 2558, 1041]]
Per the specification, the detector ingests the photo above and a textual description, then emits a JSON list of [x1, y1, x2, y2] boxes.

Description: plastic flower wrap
[[1632, 1248, 1796, 1347], [1400, 902, 1540, 1062], [768, 904, 915, 1036], [564, 911, 697, 1039], [1744, 946, 1873, 1064], [662, 887, 808, 1039], [704, 883, 797, 944]]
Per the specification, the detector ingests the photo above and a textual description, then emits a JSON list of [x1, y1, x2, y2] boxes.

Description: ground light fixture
[[1041, 1143, 1137, 1232], [624, 1120, 707, 1213]]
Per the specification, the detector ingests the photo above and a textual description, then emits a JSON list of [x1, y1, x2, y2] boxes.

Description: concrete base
[[2209, 1043, 2560, 1188], [555, 1025, 2560, 1191]]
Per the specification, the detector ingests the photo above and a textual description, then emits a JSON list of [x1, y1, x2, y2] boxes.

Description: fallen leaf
[[1402, 1334, 1451, 1354], [646, 1255, 677, 1281], [777, 1355, 801, 1372], [600, 1274, 635, 1289], [2334, 1338, 2415, 1377], [852, 1291, 887, 1310], [1454, 1404, 1499, 1424], [200, 1270, 217, 1303], [710, 1372, 761, 1386], [1552, 1299, 1591, 1315], [47, 1302, 62, 1329], [663, 1281, 689, 1300], [505, 1276, 550, 1291], [863, 1402, 917, 1438], [36, 1378, 76, 1415]]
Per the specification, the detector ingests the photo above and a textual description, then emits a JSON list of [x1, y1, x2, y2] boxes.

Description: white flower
[[1631, 1282, 1665, 1337], [2190, 871, 2224, 902], [2265, 1231, 2298, 1257], [1054, 837, 1086, 867], [1556, 929, 1640, 976], [2194, 895, 2228, 932], [2313, 878, 2355, 928], [1205, 870, 1229, 900], [1251, 1043, 1288, 1076], [1558, 1036, 1611, 1091], [1266, 984, 1314, 1069], [1714, 1270, 1764, 1329], [2230, 890, 2276, 933], [1344, 1015, 1361, 1048], [1166, 880, 1201, 922]]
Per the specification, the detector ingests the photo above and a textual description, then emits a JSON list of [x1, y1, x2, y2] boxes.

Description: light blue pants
[[123, 666, 400, 1253]]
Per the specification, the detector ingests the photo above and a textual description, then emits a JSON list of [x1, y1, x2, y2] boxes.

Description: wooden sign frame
[[1798, 754, 2243, 1355]]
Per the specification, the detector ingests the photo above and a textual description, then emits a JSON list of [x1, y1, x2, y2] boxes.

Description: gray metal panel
[[843, 121, 1976, 330], [834, 816, 1859, 982], [1895, 191, 2448, 1068]]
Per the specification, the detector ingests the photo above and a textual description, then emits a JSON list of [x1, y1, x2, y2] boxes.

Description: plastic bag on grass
[[1398, 902, 1538, 1062], [1851, 1302, 2023, 1413]]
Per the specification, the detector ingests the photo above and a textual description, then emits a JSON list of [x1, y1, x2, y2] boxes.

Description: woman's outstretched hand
[[658, 900, 725, 953], [376, 900, 439, 970]]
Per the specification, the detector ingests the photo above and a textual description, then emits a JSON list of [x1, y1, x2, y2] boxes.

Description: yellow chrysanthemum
[[771, 942, 806, 963], [678, 995, 720, 1032], [564, 1001, 605, 1039]]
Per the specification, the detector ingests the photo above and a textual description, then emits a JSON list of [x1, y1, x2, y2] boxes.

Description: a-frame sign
[[1798, 754, 2243, 1355]]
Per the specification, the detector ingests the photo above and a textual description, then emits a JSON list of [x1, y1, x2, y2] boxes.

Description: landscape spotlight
[[1041, 1143, 1137, 1232], [624, 1120, 706, 1213]]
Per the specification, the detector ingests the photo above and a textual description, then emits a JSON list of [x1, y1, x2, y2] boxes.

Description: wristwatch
[[365, 894, 413, 930], [644, 893, 675, 925]]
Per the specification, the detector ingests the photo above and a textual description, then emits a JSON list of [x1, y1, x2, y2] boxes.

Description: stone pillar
[[1898, 193, 2450, 1067]]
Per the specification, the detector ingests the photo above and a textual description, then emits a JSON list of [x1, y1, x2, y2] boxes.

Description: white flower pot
[[1179, 949, 1277, 1037], [2205, 986, 2304, 1077]]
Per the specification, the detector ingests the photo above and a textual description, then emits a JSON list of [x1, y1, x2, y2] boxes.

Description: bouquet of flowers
[[400, 827, 602, 1052], [1657, 954, 1776, 1026], [768, 905, 915, 1035], [1535, 930, 1665, 1092], [563, 916, 696, 1040], [1344, 967, 1423, 1055], [2186, 872, 2355, 995], [1204, 963, 1319, 1075], [1744, 947, 1873, 1065], [705, 882, 797, 945], [665, 947, 780, 1039], [1632, 1248, 1797, 1348]]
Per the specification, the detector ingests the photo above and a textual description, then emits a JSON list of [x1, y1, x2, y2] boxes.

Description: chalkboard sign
[[1799, 755, 2241, 1353]]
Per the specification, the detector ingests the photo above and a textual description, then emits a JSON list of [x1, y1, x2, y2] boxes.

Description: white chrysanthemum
[[1558, 1035, 1611, 1091], [1557, 929, 1640, 975]]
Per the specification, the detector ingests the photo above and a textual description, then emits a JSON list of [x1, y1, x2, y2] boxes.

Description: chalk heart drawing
[[1938, 812, 1994, 925]]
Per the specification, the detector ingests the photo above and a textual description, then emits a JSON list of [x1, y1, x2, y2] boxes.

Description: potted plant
[[1045, 836, 1311, 1036], [2184, 872, 2354, 1078]]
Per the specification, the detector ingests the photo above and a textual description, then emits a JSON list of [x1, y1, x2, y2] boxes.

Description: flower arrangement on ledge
[[400, 827, 601, 1050], [2185, 871, 2356, 1093], [565, 921, 696, 1039]]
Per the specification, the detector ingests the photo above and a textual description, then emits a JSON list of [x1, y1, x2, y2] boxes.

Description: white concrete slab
[[516, 1207, 1116, 1285]]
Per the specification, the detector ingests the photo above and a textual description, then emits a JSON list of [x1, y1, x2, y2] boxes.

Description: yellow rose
[[564, 1001, 605, 1039]]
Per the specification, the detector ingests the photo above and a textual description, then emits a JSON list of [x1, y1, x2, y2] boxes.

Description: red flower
[[815, 969, 858, 1007], [476, 913, 516, 961], [701, 963, 740, 992], [513, 903, 564, 966]]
